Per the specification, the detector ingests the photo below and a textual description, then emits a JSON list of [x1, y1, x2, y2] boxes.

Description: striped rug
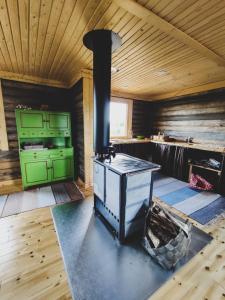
[[0, 182, 83, 218], [153, 174, 225, 225]]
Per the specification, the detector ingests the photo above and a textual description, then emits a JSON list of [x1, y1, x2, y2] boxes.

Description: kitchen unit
[[113, 139, 225, 195], [15, 109, 74, 189]]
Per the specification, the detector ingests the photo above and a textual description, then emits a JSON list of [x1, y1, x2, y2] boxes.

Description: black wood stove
[[83, 29, 160, 242]]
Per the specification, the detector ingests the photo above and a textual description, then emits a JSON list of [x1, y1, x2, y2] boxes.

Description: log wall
[[70, 79, 85, 182], [132, 100, 153, 137], [151, 89, 225, 146]]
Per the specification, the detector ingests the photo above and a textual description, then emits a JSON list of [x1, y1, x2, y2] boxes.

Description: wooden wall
[[70, 79, 84, 182], [0, 79, 70, 183], [151, 89, 225, 146], [132, 100, 153, 137]]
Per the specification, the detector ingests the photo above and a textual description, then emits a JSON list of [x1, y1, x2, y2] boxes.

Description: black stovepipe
[[83, 29, 121, 160]]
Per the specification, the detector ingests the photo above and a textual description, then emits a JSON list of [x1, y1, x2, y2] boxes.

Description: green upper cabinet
[[19, 111, 44, 129], [15, 110, 45, 137], [48, 112, 70, 131], [15, 109, 71, 137]]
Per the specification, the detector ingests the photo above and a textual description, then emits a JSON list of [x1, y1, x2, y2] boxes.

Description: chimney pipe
[[83, 29, 121, 159]]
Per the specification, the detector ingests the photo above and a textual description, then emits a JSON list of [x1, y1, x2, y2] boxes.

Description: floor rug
[[153, 174, 225, 225], [52, 182, 84, 204], [1, 186, 55, 218], [0, 182, 83, 218], [51, 200, 212, 300]]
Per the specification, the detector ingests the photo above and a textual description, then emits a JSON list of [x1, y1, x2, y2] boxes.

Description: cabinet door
[[16, 110, 46, 131], [47, 112, 70, 131], [21, 160, 51, 187], [52, 157, 73, 180]]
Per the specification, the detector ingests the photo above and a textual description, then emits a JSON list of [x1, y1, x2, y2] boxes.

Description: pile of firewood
[[145, 205, 180, 248], [142, 203, 192, 269]]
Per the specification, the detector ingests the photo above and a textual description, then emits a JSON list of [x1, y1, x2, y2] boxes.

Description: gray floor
[[52, 200, 212, 300]]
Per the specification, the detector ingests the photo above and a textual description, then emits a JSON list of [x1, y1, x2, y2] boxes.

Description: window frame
[[110, 97, 133, 139]]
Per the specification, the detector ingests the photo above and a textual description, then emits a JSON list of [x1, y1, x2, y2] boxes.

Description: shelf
[[189, 163, 222, 174]]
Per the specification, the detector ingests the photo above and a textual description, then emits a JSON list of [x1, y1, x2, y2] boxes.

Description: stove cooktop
[[96, 153, 160, 174]]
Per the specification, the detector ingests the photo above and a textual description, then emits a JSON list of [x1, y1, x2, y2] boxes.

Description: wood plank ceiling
[[0, 0, 225, 100]]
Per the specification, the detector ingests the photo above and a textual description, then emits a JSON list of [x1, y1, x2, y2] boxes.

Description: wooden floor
[[0, 195, 225, 300], [0, 207, 72, 300]]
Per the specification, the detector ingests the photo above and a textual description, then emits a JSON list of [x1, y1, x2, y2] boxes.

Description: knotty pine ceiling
[[0, 0, 225, 100]]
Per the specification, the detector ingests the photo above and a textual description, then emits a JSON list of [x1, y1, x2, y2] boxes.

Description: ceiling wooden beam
[[145, 79, 225, 101], [113, 0, 225, 68], [0, 71, 67, 88], [111, 89, 151, 101], [112, 79, 225, 102]]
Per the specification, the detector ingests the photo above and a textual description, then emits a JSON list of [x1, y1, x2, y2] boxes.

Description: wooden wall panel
[[151, 89, 225, 146], [83, 74, 93, 188], [70, 79, 85, 182], [0, 79, 8, 151]]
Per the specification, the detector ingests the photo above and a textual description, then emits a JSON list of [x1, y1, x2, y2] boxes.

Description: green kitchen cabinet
[[15, 110, 71, 138], [52, 157, 73, 181], [21, 159, 51, 187], [48, 112, 70, 131], [15, 110, 45, 137], [18, 111, 45, 129], [15, 109, 74, 189]]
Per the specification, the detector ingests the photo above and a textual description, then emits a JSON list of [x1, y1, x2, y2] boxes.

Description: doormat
[[51, 182, 84, 204], [51, 200, 212, 300], [153, 175, 225, 225]]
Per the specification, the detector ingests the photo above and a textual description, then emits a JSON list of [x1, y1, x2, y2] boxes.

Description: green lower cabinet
[[21, 159, 52, 188], [52, 157, 73, 181], [20, 149, 74, 189]]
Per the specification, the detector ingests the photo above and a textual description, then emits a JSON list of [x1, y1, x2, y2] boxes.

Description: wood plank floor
[[0, 207, 72, 300], [0, 195, 225, 300], [151, 198, 225, 300]]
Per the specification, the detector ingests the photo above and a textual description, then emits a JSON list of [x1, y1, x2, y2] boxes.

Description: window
[[110, 98, 133, 138]]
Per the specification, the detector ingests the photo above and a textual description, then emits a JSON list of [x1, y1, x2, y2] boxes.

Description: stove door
[[124, 170, 152, 237], [105, 168, 120, 220], [93, 162, 105, 202]]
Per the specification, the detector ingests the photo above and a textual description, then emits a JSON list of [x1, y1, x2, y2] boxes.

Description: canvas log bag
[[142, 203, 192, 270]]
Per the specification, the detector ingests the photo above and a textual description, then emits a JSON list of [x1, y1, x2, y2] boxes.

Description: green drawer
[[20, 150, 49, 160], [20, 148, 73, 160]]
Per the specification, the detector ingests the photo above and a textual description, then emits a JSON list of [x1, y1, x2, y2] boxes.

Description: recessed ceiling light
[[111, 66, 119, 73], [155, 69, 169, 76]]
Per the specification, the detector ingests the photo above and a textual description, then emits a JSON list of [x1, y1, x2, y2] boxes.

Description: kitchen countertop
[[111, 138, 152, 144], [111, 138, 225, 154]]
